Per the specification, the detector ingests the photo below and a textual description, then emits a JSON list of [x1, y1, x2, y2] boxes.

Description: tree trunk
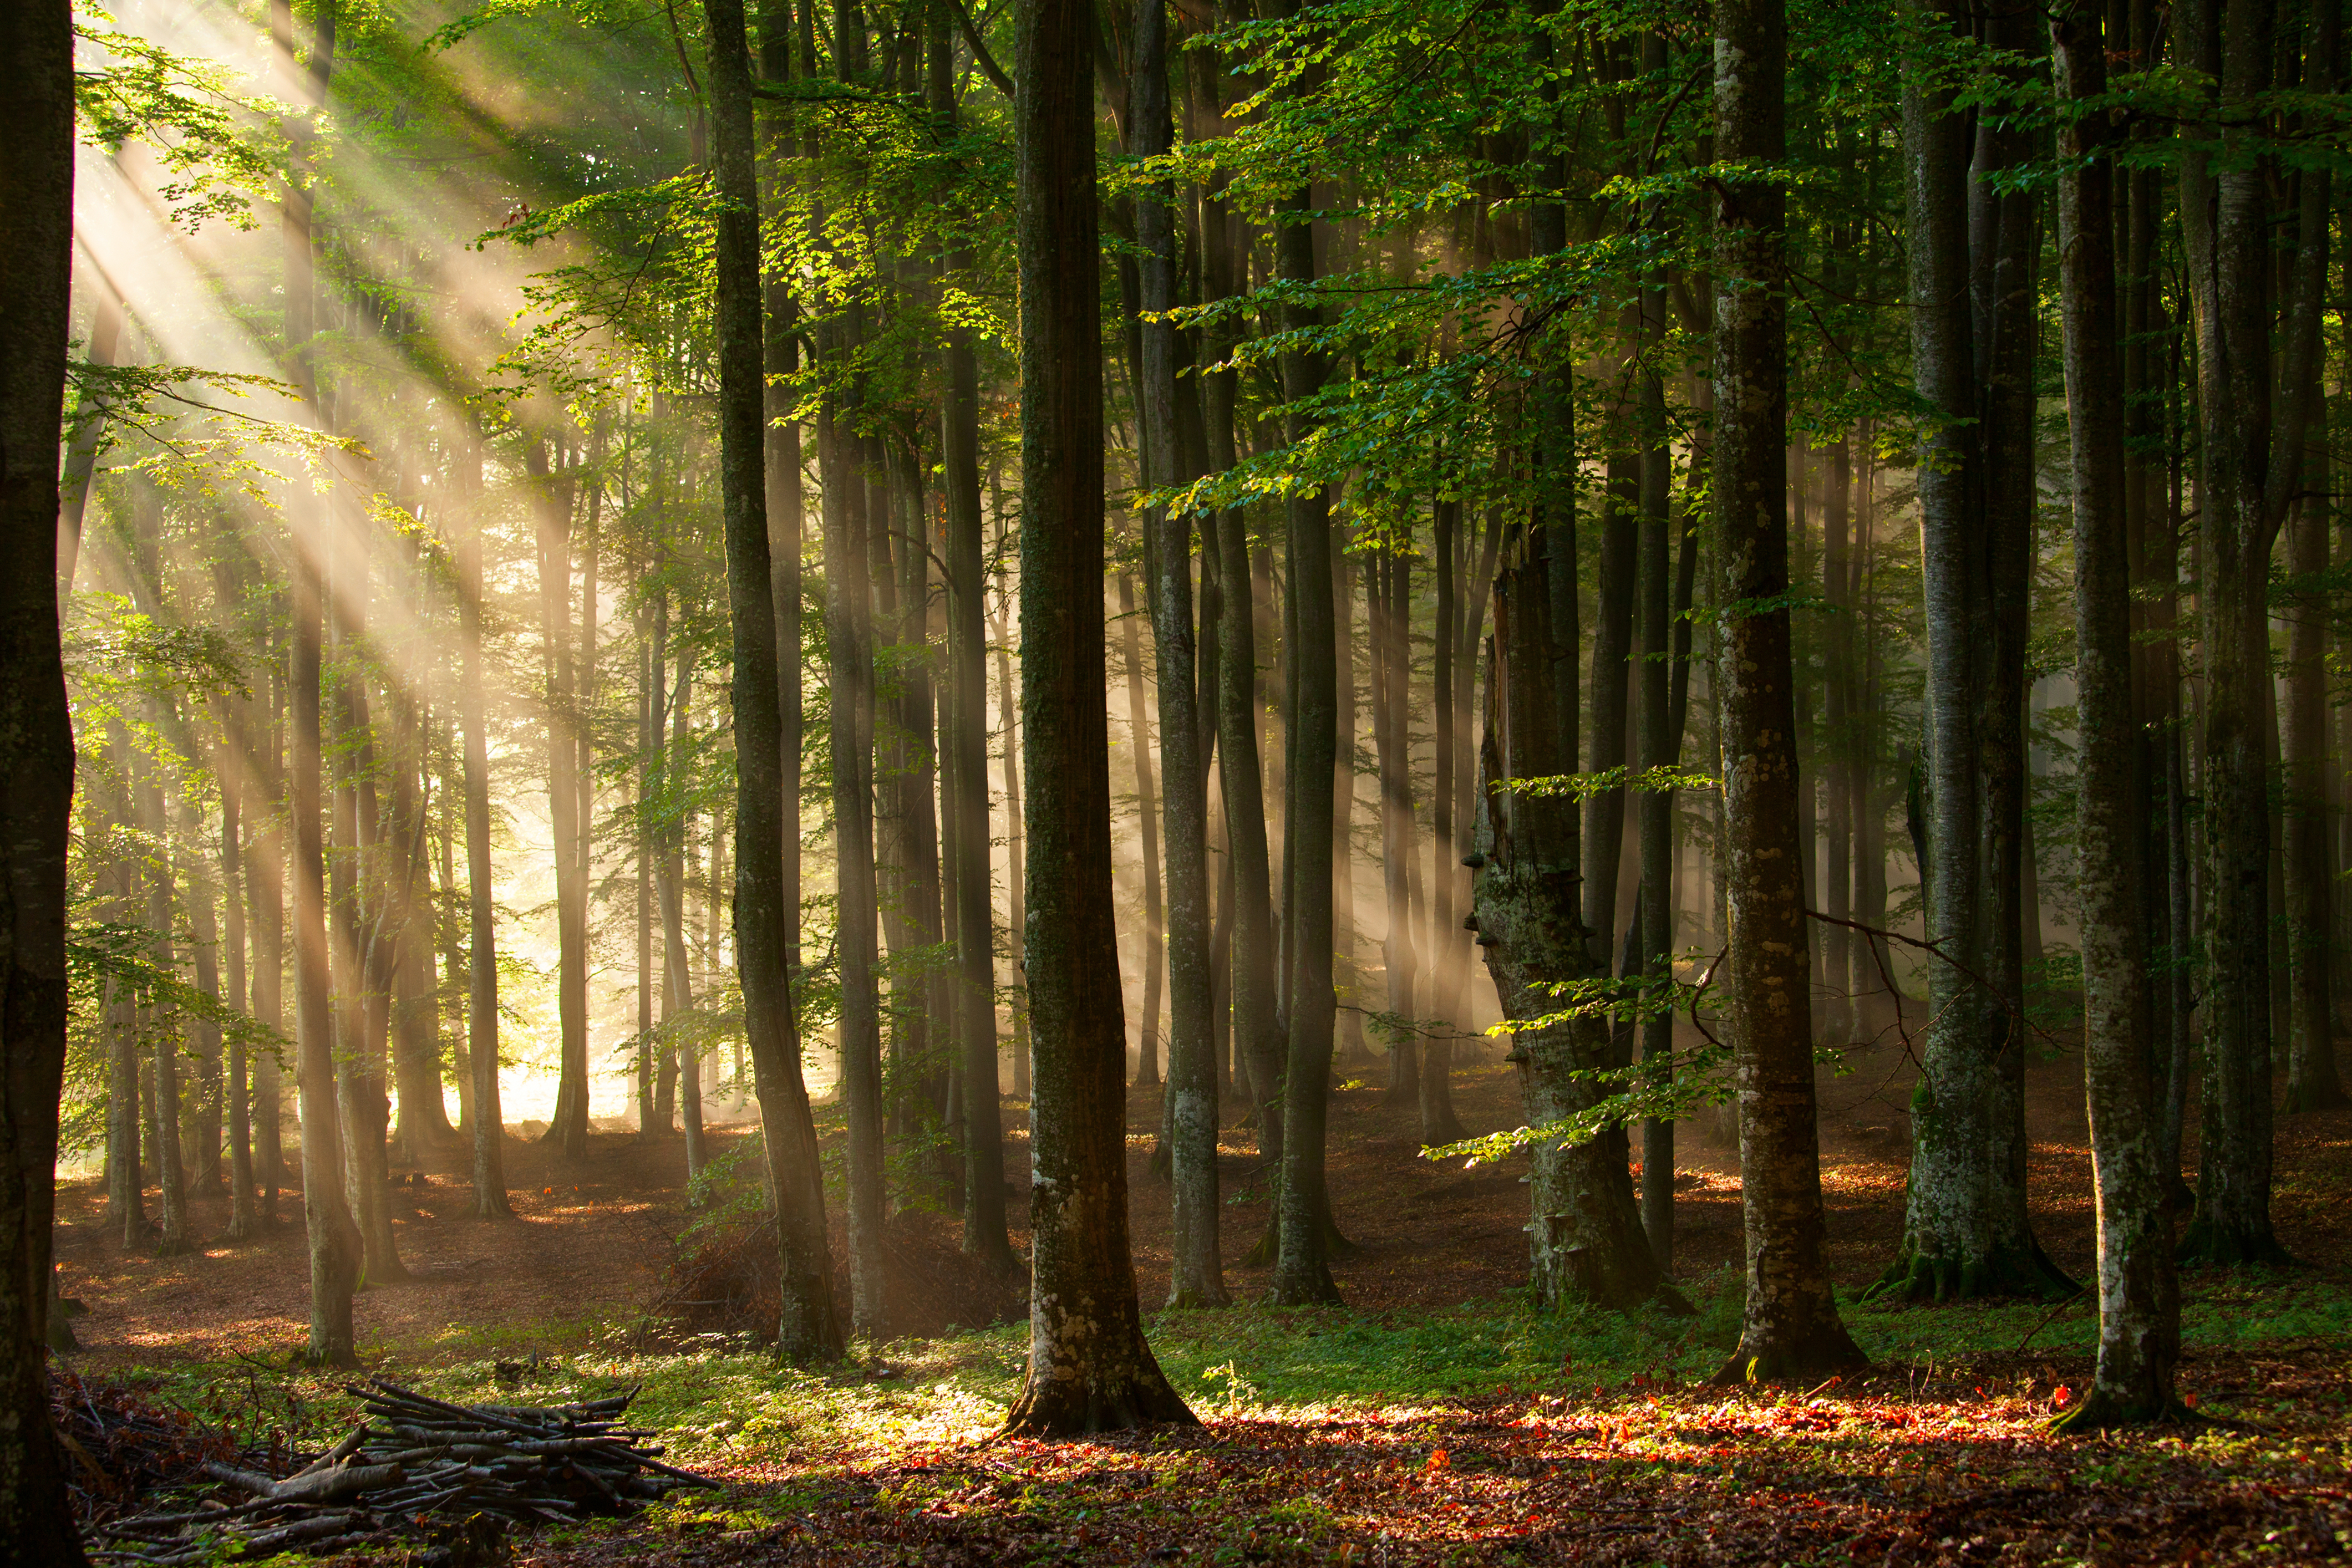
[[1708, 0, 1866, 1383], [1118, 572, 1165, 1087], [222, 733, 257, 1239], [934, 0, 1015, 1271], [0, 4, 83, 1549], [1003, 0, 1195, 1430], [1876, 0, 2069, 1301], [456, 416, 511, 1219], [2281, 19, 2344, 1113], [1635, 238, 1675, 1271], [1475, 526, 1679, 1315], [276, 0, 360, 1360], [990, 581, 1032, 1103], [2176, 0, 2319, 1265], [707, 0, 845, 1361], [820, 306, 888, 1337], [2051, 0, 2183, 1426], [532, 440, 591, 1160], [1270, 86, 1343, 1306], [1131, 0, 1225, 1307]]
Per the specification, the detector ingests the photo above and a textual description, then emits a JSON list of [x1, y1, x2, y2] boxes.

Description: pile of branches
[[82, 1379, 713, 1563], [52, 1373, 242, 1529]]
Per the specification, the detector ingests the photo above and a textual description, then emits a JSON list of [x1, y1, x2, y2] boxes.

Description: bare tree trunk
[[820, 309, 888, 1337], [530, 439, 590, 1159], [275, 0, 360, 1359], [222, 732, 257, 1238], [1475, 521, 1680, 1315], [2282, 38, 2344, 1112], [1875, 0, 2070, 1301], [1708, 0, 1865, 1382], [456, 416, 510, 1219], [1635, 217, 1675, 1269], [2052, 0, 2183, 1425], [2176, 0, 2321, 1264], [1118, 572, 1165, 1087], [990, 577, 1032, 1102], [933, 0, 1014, 1270], [0, 5, 84, 1545], [1130, 0, 1223, 1306], [707, 0, 845, 1361], [1270, 35, 1343, 1302], [1003, 0, 1195, 1429]]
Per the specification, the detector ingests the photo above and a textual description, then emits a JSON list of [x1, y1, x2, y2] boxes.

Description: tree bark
[[1131, 0, 1224, 1307], [1118, 573, 1165, 1087], [935, 0, 1015, 1271], [2175, 0, 2319, 1264], [2051, 0, 2183, 1426], [531, 440, 591, 1160], [455, 416, 511, 1218], [1709, 0, 1866, 1383], [1003, 0, 1195, 1430], [820, 300, 887, 1337], [1875, 0, 2069, 1301], [1475, 528, 1679, 1315], [707, 0, 845, 1361], [2281, 0, 2344, 1116], [276, 0, 361, 1361], [2, 2, 86, 1545]]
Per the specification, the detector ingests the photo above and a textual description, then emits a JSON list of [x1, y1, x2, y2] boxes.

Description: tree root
[[2174, 1216, 2296, 1269], [1861, 1235, 2076, 1304]]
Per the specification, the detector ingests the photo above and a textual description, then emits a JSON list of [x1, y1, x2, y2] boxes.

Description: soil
[[50, 1019, 2352, 1369]]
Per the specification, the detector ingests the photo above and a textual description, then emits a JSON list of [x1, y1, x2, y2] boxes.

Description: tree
[[2049, 0, 2181, 1427], [1268, 0, 1343, 1310], [704, 0, 845, 1363], [455, 420, 511, 1220], [1131, 0, 1224, 1311], [2175, 0, 2325, 1265], [1707, 0, 1865, 1385], [1874, 0, 2070, 1304], [1002, 0, 1193, 1433], [1472, 525, 1678, 1315], [0, 0, 85, 1556]]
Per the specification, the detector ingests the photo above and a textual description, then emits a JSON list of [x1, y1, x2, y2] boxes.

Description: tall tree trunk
[[221, 732, 257, 1239], [706, 0, 845, 1361], [636, 629, 656, 1135], [456, 416, 510, 1218], [1131, 0, 1224, 1307], [1708, 0, 1865, 1383], [1635, 228, 1674, 1270], [821, 302, 888, 1337], [2176, 0, 2320, 1264], [0, 4, 83, 1549], [934, 0, 1015, 1271], [1118, 573, 1165, 1087], [2051, 0, 2183, 1426], [1820, 431, 1853, 1041], [2282, 11, 2344, 1114], [1003, 0, 1195, 1431], [1475, 525, 1679, 1315], [990, 579, 1032, 1102], [1876, 0, 2069, 1301], [182, 791, 226, 1197], [532, 440, 591, 1160], [1373, 551, 1419, 1101], [276, 0, 360, 1360], [253, 666, 286, 1221]]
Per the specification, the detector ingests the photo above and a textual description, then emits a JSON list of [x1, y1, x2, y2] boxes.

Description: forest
[[3, 0, 2352, 1560]]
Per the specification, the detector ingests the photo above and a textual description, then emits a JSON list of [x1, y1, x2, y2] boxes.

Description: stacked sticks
[[85, 1379, 713, 1562]]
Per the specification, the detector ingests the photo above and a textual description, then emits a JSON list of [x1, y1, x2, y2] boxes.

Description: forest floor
[[48, 1026, 2352, 1563]]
